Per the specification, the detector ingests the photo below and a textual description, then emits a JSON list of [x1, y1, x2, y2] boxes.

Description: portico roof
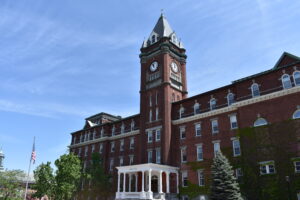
[[116, 163, 179, 173]]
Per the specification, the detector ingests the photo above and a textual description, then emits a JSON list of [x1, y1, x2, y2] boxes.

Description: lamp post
[[285, 176, 292, 200]]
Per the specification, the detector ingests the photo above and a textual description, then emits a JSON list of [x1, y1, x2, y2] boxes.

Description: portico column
[[142, 171, 145, 192], [117, 172, 121, 192], [135, 173, 138, 192], [176, 172, 179, 194], [159, 170, 163, 193], [123, 173, 126, 192], [129, 174, 132, 192], [166, 172, 170, 193], [148, 170, 152, 192]]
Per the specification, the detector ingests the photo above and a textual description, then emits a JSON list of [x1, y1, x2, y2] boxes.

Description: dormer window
[[194, 103, 200, 114], [293, 71, 300, 86], [254, 118, 268, 127], [151, 35, 156, 43], [227, 93, 235, 106], [210, 98, 216, 110], [251, 83, 260, 97], [282, 74, 292, 89]]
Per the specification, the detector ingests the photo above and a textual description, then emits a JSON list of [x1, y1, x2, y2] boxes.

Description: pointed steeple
[[142, 14, 184, 49]]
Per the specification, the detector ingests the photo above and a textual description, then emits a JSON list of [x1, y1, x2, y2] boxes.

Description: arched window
[[282, 74, 292, 89], [227, 93, 235, 106], [254, 118, 268, 127], [210, 98, 216, 110], [152, 35, 156, 43], [194, 103, 200, 114], [293, 71, 300, 86], [293, 110, 300, 119], [251, 83, 260, 97]]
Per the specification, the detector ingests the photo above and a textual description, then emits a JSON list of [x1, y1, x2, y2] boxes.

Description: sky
[[1, 0, 300, 172]]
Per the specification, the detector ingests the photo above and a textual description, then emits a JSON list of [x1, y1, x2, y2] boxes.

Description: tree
[[81, 152, 112, 200], [0, 169, 26, 200], [32, 162, 55, 199], [54, 153, 81, 200], [210, 152, 243, 200]]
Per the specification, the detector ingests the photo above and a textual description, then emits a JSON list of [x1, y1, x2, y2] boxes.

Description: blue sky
[[1, 0, 300, 171]]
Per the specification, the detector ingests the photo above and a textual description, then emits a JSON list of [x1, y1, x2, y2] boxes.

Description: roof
[[85, 112, 121, 121], [142, 14, 184, 48]]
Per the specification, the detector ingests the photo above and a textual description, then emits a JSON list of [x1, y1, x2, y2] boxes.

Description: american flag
[[31, 137, 36, 164]]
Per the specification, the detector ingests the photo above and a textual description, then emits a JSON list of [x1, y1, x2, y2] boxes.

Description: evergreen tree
[[210, 151, 243, 200]]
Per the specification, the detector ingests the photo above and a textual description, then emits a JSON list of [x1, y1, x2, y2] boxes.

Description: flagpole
[[24, 136, 35, 200]]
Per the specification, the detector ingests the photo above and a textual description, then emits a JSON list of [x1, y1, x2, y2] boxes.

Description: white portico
[[115, 163, 179, 200]]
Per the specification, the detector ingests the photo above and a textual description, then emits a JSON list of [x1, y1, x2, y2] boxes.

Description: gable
[[273, 52, 300, 69]]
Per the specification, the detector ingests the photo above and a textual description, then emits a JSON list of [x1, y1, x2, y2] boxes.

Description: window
[[131, 120, 135, 131], [148, 150, 153, 163], [195, 123, 201, 136], [196, 145, 203, 161], [151, 35, 156, 43], [172, 93, 175, 102], [294, 161, 300, 173], [149, 95, 152, 107], [121, 123, 125, 134], [181, 147, 187, 163], [194, 103, 200, 114], [148, 131, 153, 143], [120, 139, 124, 151], [91, 144, 95, 153], [197, 170, 205, 186], [156, 148, 161, 164], [109, 159, 114, 172], [80, 134, 83, 142], [260, 161, 275, 175], [293, 71, 300, 86], [210, 98, 216, 110], [211, 119, 219, 134], [92, 131, 96, 140], [155, 107, 159, 120], [182, 171, 188, 187], [236, 168, 243, 178], [149, 110, 152, 122], [72, 136, 76, 144], [129, 155, 134, 165], [179, 107, 184, 118], [78, 147, 82, 156], [227, 93, 235, 105], [100, 128, 104, 137], [282, 74, 292, 89], [293, 110, 300, 119], [232, 139, 241, 156], [119, 157, 124, 166], [155, 92, 158, 105], [180, 127, 186, 139], [84, 146, 88, 157], [99, 143, 103, 154], [130, 137, 134, 149], [112, 126, 115, 136], [251, 83, 260, 97], [230, 115, 238, 129], [213, 142, 220, 157], [254, 118, 268, 127], [111, 142, 115, 152], [156, 129, 161, 141]]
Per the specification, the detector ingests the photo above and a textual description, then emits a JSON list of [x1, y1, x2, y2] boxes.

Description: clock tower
[[138, 14, 187, 165]]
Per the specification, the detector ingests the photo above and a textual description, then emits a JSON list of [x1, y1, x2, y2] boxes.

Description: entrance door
[[151, 176, 158, 193]]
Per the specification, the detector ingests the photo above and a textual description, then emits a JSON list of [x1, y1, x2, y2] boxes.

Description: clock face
[[171, 62, 178, 73], [150, 61, 158, 72]]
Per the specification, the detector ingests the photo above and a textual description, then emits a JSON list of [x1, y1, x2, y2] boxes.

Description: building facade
[[69, 15, 300, 200]]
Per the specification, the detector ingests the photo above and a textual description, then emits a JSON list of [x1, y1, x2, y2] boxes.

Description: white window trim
[[293, 71, 300, 86], [259, 161, 276, 175], [251, 83, 260, 97], [147, 149, 153, 163], [156, 148, 161, 164], [195, 123, 201, 137], [229, 114, 238, 129], [147, 131, 153, 143], [156, 129, 161, 141], [227, 93, 235, 105], [210, 98, 216, 110], [196, 144, 203, 161], [232, 139, 241, 157], [180, 126, 186, 139], [181, 146, 187, 163], [254, 117, 268, 127], [281, 74, 292, 89], [293, 109, 300, 119], [181, 171, 188, 187], [197, 169, 205, 186], [211, 119, 219, 134], [120, 139, 124, 151]]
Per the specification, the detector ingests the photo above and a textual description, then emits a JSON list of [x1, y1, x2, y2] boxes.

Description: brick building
[[69, 14, 300, 200]]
